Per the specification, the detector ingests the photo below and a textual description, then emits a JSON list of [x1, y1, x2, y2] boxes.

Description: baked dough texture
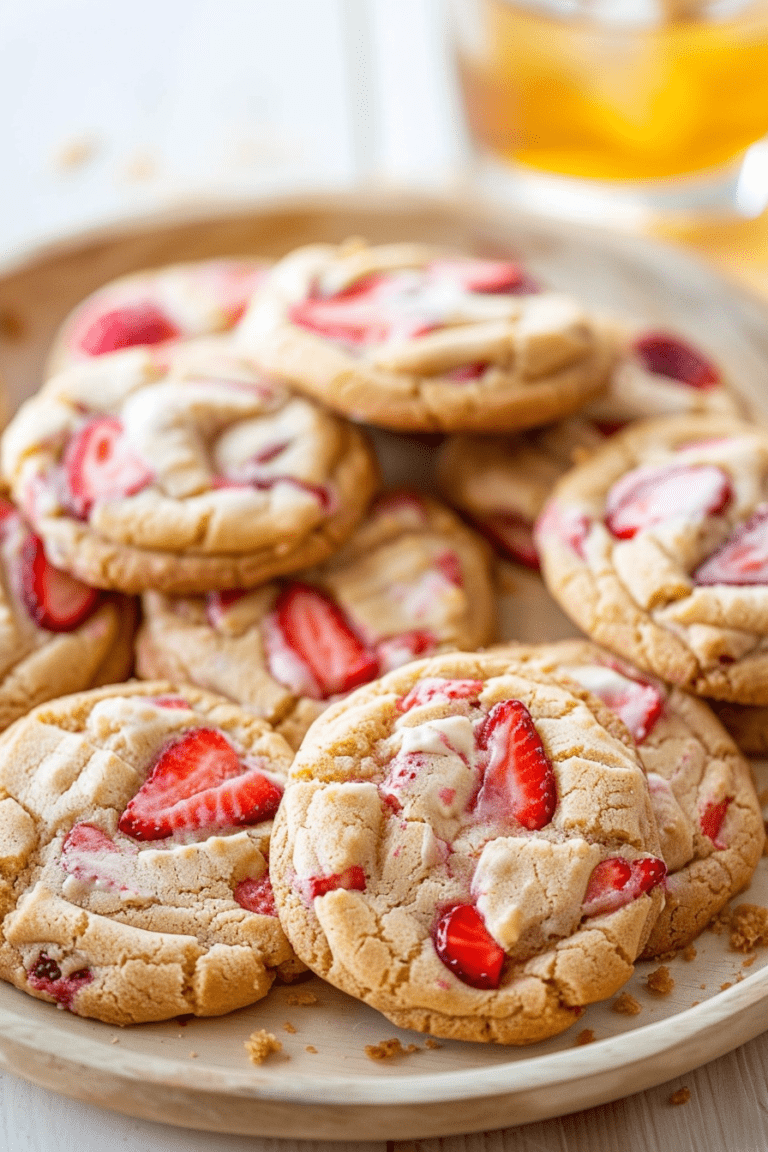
[[1, 338, 379, 594], [536, 415, 768, 704], [47, 258, 269, 376], [270, 650, 665, 1045], [236, 240, 614, 433], [136, 491, 496, 749], [500, 640, 764, 956], [0, 681, 299, 1024]]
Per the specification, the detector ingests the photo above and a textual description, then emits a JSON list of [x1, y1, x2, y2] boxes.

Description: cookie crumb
[[612, 992, 641, 1016], [669, 1087, 690, 1106], [245, 1030, 282, 1065], [742, 955, 757, 968], [110, 1037, 119, 1044], [55, 137, 98, 171], [286, 990, 319, 1006], [189, 1051, 198, 1059], [681, 945, 697, 962], [575, 1029, 595, 1046], [365, 1038, 420, 1061], [708, 906, 733, 935], [283, 1021, 297, 1034], [646, 966, 674, 995], [0, 310, 25, 342], [691, 1000, 700, 1007], [425, 1038, 442, 1050], [123, 153, 156, 182], [729, 904, 768, 953], [656, 948, 678, 962], [721, 982, 733, 991], [305, 1045, 318, 1054]]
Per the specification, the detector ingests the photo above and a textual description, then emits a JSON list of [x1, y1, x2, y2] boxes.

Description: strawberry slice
[[74, 302, 180, 357], [118, 727, 283, 841], [206, 588, 247, 628], [21, 534, 99, 632], [27, 952, 92, 1010], [605, 463, 732, 540], [444, 362, 488, 382], [436, 550, 463, 587], [267, 582, 379, 700], [376, 629, 435, 673], [481, 512, 540, 569], [475, 699, 557, 831], [397, 677, 483, 713], [694, 505, 768, 585], [582, 856, 667, 917], [566, 664, 663, 744], [433, 903, 505, 989], [61, 822, 142, 894], [64, 416, 154, 519], [297, 865, 367, 903], [633, 332, 720, 389], [234, 874, 278, 916], [428, 257, 537, 295], [700, 797, 731, 845]]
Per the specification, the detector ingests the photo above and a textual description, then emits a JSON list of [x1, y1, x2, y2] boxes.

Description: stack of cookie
[[0, 240, 762, 1049]]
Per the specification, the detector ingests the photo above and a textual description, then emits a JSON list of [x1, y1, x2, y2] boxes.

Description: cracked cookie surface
[[1, 337, 379, 594], [270, 650, 665, 1045], [47, 258, 269, 376], [500, 640, 764, 956], [136, 491, 496, 750], [0, 681, 299, 1024], [236, 240, 613, 433], [536, 415, 768, 704]]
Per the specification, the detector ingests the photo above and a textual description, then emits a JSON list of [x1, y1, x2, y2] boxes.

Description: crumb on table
[[245, 1030, 282, 1066], [681, 945, 697, 962], [646, 966, 674, 995], [285, 989, 319, 1006], [729, 904, 768, 953], [305, 1045, 318, 1054], [283, 1021, 297, 1034], [669, 1087, 691, 1106], [612, 992, 641, 1016], [721, 982, 733, 991], [365, 1038, 420, 1061], [743, 955, 757, 968], [575, 1029, 595, 1046]]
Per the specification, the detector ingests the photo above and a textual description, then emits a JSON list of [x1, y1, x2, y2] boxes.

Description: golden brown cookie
[[270, 650, 666, 1045], [237, 240, 613, 433]]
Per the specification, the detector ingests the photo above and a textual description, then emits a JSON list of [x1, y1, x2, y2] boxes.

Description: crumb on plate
[[646, 966, 674, 995], [729, 904, 768, 953], [365, 1038, 420, 1061], [612, 992, 641, 1016], [669, 1087, 690, 1106], [245, 1030, 282, 1066]]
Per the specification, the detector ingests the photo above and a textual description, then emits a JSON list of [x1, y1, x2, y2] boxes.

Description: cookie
[[136, 491, 496, 749], [709, 702, 768, 758], [0, 497, 135, 731], [1, 338, 379, 594], [437, 329, 742, 570], [500, 640, 764, 956], [270, 650, 666, 1045], [47, 258, 268, 375], [236, 240, 614, 433], [536, 414, 768, 704], [0, 681, 300, 1024]]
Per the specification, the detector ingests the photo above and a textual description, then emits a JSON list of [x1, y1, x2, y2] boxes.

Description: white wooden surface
[[2, 1, 768, 1148]]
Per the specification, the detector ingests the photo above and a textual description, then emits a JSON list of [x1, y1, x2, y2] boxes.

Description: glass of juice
[[450, 0, 768, 225]]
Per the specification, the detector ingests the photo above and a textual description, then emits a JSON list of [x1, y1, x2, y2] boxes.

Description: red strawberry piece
[[268, 582, 379, 700], [234, 874, 278, 916], [428, 257, 535, 295], [21, 534, 99, 632], [433, 903, 505, 989], [152, 696, 192, 710], [605, 463, 732, 540], [694, 504, 768, 585], [444, 362, 488, 382], [633, 332, 720, 390], [206, 588, 247, 628], [535, 503, 591, 560], [298, 864, 367, 902], [436, 550, 463, 587], [63, 416, 154, 519], [118, 728, 283, 841], [75, 302, 180, 357], [252, 440, 291, 465], [592, 420, 628, 438], [582, 856, 667, 917], [27, 952, 92, 1010], [209, 262, 267, 326], [371, 491, 428, 523], [377, 629, 435, 672], [700, 797, 731, 845], [475, 699, 557, 831], [570, 664, 663, 744], [0, 498, 18, 526], [482, 512, 540, 569], [397, 677, 483, 712]]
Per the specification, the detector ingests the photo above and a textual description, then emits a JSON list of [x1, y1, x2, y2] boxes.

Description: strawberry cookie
[[536, 415, 768, 704], [0, 496, 135, 731], [1, 339, 379, 594], [46, 258, 268, 376], [135, 492, 496, 749], [270, 650, 666, 1045], [236, 240, 613, 433], [437, 330, 741, 571], [0, 681, 300, 1024], [501, 640, 764, 956]]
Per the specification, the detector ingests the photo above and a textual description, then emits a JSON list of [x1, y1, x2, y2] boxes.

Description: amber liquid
[[457, 1, 768, 181]]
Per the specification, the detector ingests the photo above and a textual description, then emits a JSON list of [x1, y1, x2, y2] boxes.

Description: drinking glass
[[450, 0, 768, 226]]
